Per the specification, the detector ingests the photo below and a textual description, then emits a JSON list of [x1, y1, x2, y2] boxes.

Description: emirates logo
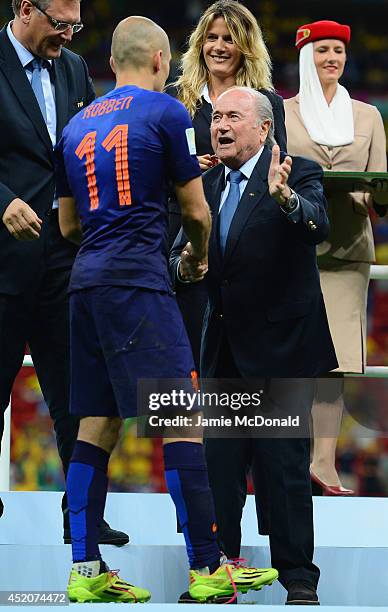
[[296, 28, 311, 46]]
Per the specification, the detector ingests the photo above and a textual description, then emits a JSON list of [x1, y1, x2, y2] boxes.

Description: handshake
[[178, 242, 208, 283]]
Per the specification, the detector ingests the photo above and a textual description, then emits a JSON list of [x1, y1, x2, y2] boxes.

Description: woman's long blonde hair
[[175, 0, 274, 117]]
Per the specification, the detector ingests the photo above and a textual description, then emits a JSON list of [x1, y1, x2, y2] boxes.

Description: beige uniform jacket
[[285, 95, 387, 263]]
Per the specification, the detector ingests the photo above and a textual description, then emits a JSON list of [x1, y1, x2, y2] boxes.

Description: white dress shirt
[[219, 147, 265, 212], [7, 22, 58, 208]]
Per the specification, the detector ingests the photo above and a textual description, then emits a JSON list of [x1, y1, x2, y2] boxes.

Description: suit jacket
[[167, 89, 288, 367], [285, 95, 387, 263], [170, 146, 338, 377], [0, 26, 95, 295]]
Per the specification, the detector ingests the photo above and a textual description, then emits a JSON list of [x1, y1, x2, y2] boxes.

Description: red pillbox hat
[[295, 20, 351, 50]]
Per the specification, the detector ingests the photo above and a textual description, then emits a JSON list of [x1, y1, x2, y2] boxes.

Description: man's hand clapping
[[268, 145, 293, 205]]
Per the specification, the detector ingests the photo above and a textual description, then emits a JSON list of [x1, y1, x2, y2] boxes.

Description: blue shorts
[[69, 286, 196, 418]]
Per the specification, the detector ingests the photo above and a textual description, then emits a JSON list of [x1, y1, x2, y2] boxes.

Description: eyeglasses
[[30, 1, 84, 34]]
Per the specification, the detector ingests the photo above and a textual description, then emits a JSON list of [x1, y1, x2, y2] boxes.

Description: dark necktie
[[27, 58, 48, 123], [219, 170, 244, 254]]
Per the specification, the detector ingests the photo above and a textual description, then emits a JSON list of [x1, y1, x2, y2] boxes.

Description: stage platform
[[0, 492, 387, 607]]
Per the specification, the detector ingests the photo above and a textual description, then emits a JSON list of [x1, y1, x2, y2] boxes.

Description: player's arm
[[58, 196, 82, 245], [55, 136, 82, 245], [162, 98, 211, 278], [175, 176, 211, 262]]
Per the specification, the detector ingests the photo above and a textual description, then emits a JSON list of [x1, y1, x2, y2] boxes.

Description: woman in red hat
[[285, 20, 388, 495]]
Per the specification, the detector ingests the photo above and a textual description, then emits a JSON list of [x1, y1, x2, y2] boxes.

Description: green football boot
[[188, 562, 278, 603], [67, 568, 151, 603]]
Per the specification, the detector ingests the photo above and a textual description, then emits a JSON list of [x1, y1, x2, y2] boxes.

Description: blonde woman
[[175, 0, 286, 163], [285, 20, 388, 494]]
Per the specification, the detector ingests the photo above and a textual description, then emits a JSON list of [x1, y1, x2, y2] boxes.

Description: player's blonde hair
[[174, 0, 273, 117]]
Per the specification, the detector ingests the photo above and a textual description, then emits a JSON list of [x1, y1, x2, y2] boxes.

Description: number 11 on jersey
[[76, 125, 132, 210]]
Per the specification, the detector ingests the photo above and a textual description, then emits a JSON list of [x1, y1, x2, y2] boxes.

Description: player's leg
[[95, 287, 219, 580], [66, 288, 149, 603], [163, 436, 220, 571], [153, 291, 277, 601], [163, 433, 278, 603], [28, 268, 129, 545], [99, 286, 278, 602], [67, 416, 119, 569]]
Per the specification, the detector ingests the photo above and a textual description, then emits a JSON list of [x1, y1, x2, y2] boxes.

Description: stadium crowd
[[1, 0, 388, 94]]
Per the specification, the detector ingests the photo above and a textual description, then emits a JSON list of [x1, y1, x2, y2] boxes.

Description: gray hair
[[12, 0, 80, 17], [224, 86, 276, 148], [13, 0, 50, 15]]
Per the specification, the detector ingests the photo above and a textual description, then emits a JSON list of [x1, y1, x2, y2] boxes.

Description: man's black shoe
[[63, 519, 130, 546], [0, 497, 3, 518], [286, 581, 319, 605], [178, 591, 237, 604]]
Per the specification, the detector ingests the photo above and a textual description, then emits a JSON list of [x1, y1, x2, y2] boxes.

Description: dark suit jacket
[[170, 146, 338, 377], [0, 26, 95, 295], [167, 90, 287, 366]]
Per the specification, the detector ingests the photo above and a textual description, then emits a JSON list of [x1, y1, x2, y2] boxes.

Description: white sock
[[72, 560, 105, 578]]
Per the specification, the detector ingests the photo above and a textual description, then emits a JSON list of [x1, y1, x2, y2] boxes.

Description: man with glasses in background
[[0, 0, 128, 545]]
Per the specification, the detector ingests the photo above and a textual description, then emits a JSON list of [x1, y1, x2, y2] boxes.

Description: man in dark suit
[[170, 86, 338, 605], [167, 85, 287, 371], [0, 0, 127, 544]]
